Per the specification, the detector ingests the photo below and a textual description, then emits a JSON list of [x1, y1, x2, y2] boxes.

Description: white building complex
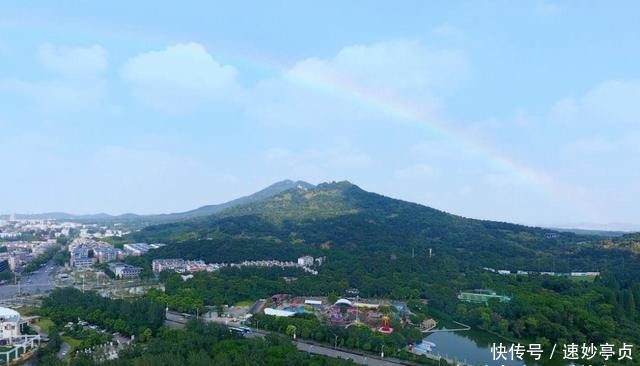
[[0, 307, 20, 341], [0, 306, 41, 363], [297, 256, 314, 266]]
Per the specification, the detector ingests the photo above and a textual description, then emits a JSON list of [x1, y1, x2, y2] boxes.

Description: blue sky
[[1, 1, 639, 230]]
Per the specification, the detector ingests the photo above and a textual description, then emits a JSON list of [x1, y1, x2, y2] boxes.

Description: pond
[[424, 330, 564, 366]]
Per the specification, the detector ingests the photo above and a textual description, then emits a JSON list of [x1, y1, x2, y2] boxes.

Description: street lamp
[[329, 331, 338, 349]]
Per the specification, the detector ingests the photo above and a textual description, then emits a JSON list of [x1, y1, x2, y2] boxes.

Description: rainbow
[[18, 19, 596, 219], [275, 60, 600, 221]]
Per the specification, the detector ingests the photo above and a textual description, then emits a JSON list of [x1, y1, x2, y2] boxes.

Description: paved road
[[0, 259, 56, 299], [296, 342, 402, 366], [57, 342, 70, 359]]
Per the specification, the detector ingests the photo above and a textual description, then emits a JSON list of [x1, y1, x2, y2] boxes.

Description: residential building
[[109, 263, 142, 279], [93, 247, 123, 263], [123, 243, 151, 256], [152, 259, 185, 273], [297, 255, 314, 266]]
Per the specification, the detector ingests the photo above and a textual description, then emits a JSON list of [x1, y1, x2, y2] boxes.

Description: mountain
[[549, 227, 628, 238], [135, 180, 602, 270], [128, 181, 640, 349], [2, 180, 314, 223], [217, 181, 361, 220], [158, 179, 315, 220], [0, 212, 114, 221]]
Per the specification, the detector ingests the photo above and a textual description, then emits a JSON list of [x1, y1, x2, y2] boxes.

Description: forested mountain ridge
[[602, 232, 640, 254], [145, 179, 316, 221], [134, 180, 602, 271], [3, 180, 314, 224], [125, 181, 640, 349]]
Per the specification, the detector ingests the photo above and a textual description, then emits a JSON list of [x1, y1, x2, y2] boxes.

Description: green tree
[[286, 325, 297, 338]]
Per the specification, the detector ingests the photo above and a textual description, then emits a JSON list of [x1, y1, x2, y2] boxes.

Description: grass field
[[37, 318, 55, 333], [569, 275, 597, 283], [234, 300, 254, 307], [15, 306, 39, 316], [61, 336, 81, 348]]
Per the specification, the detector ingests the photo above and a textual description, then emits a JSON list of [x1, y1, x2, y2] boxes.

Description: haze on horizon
[[1, 1, 639, 231]]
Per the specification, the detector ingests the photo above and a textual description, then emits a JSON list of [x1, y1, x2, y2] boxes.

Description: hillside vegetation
[[127, 181, 640, 352]]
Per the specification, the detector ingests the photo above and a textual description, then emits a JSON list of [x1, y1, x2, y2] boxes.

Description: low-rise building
[[70, 244, 97, 269], [457, 290, 511, 304], [152, 258, 221, 273], [108, 263, 142, 279], [94, 247, 123, 263], [264, 308, 295, 317], [123, 243, 151, 256], [152, 259, 185, 273], [72, 257, 97, 269], [0, 260, 9, 273], [297, 256, 314, 267]]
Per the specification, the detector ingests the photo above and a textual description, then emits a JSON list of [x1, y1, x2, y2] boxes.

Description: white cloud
[[550, 80, 640, 127], [289, 39, 468, 98], [0, 43, 111, 111], [122, 43, 241, 112], [478, 80, 640, 225], [248, 39, 467, 127], [37, 44, 108, 78]]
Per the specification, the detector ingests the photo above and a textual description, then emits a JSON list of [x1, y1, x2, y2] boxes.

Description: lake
[[424, 330, 563, 366]]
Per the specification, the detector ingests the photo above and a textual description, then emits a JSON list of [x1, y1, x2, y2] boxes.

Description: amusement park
[[260, 294, 430, 333], [230, 291, 456, 362]]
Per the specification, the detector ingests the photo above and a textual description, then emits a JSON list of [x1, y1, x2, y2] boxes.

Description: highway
[[0, 259, 56, 299]]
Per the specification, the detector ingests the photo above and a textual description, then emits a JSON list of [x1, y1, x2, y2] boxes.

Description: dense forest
[[38, 289, 356, 366], [41, 288, 166, 336], [111, 182, 640, 360], [132, 182, 603, 271]]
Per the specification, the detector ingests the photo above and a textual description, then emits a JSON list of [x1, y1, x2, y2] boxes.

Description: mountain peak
[[217, 180, 373, 221], [268, 179, 315, 190], [316, 180, 357, 190]]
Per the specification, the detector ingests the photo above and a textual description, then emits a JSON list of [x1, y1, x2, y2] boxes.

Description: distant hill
[[135, 181, 601, 270], [549, 227, 628, 238], [601, 232, 640, 254], [2, 180, 314, 224], [1, 212, 114, 221], [159, 179, 315, 220]]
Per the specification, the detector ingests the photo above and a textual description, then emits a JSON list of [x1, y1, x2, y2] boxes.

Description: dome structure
[[0, 307, 21, 340], [334, 298, 353, 307], [0, 307, 19, 323]]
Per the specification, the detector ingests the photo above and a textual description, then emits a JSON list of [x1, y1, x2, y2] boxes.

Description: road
[[296, 342, 403, 366], [57, 342, 70, 359], [0, 259, 56, 299]]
